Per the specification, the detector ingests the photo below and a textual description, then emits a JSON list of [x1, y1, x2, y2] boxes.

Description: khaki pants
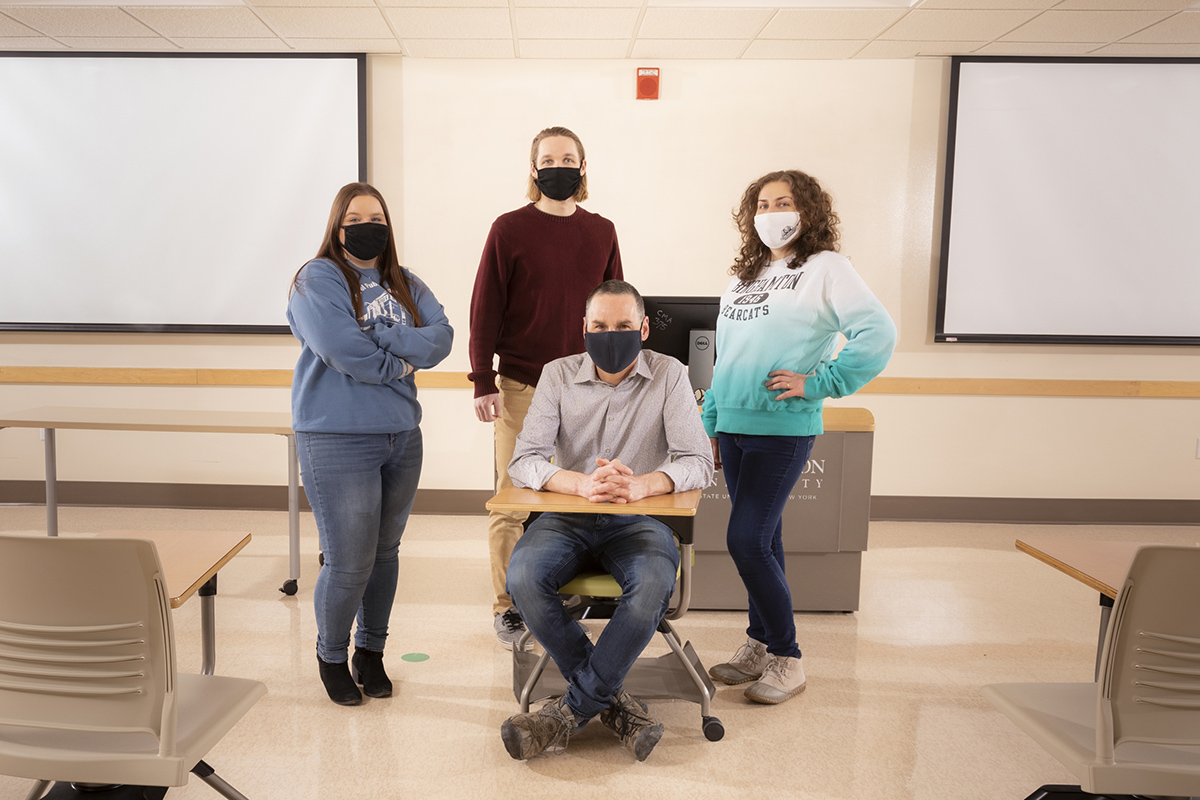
[[489, 376, 535, 616]]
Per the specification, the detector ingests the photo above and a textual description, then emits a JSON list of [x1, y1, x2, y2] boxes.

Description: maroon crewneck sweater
[[469, 204, 623, 398]]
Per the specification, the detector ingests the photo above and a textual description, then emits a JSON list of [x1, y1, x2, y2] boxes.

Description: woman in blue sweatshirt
[[288, 182, 453, 706], [702, 170, 895, 705]]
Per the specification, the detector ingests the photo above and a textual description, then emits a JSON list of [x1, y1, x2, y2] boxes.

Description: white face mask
[[754, 211, 801, 251]]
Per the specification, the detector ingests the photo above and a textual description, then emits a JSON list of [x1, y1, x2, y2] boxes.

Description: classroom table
[[0, 406, 302, 596], [487, 486, 721, 740], [94, 529, 251, 676], [1015, 538, 1144, 680]]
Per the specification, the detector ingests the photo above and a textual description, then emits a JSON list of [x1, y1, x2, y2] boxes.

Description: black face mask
[[342, 222, 389, 261], [585, 330, 642, 374], [535, 167, 583, 202]]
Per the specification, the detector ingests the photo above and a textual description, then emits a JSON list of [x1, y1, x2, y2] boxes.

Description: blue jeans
[[507, 512, 680, 722], [719, 432, 816, 659], [297, 429, 422, 663]]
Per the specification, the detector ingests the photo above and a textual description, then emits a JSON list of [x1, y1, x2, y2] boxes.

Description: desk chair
[[0, 535, 267, 800], [982, 545, 1200, 800], [512, 513, 724, 742]]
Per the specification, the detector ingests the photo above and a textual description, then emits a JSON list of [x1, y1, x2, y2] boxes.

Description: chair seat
[[0, 672, 267, 788], [982, 682, 1200, 797], [557, 561, 683, 599]]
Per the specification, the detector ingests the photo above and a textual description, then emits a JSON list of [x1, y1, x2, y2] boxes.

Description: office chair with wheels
[[982, 545, 1200, 800], [0, 534, 267, 800], [512, 513, 723, 742]]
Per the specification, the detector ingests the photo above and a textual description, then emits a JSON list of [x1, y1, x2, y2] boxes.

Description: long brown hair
[[731, 169, 840, 283], [525, 126, 589, 203], [292, 182, 421, 325]]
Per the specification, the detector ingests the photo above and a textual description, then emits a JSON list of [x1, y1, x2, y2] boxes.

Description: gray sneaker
[[495, 608, 532, 651], [744, 654, 807, 704], [708, 637, 769, 685], [600, 690, 664, 762], [500, 697, 576, 760]]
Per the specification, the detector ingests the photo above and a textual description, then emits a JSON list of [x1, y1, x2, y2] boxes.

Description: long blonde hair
[[525, 126, 589, 203]]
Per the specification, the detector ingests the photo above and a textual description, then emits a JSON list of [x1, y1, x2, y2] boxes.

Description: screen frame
[[934, 55, 1200, 347], [0, 51, 368, 336]]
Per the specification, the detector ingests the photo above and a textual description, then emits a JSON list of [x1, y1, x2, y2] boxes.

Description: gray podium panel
[[692, 430, 874, 612]]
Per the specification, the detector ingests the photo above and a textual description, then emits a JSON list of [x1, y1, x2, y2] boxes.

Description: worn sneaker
[[708, 637, 770, 685], [600, 690, 664, 762], [500, 697, 577, 760], [744, 655, 806, 704], [494, 608, 532, 651]]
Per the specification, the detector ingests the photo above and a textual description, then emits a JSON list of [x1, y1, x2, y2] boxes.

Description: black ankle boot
[[318, 655, 362, 706], [351, 648, 393, 698]]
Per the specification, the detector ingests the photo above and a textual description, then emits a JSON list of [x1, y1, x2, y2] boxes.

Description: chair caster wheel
[[702, 715, 724, 741], [318, 552, 325, 567], [280, 579, 298, 596]]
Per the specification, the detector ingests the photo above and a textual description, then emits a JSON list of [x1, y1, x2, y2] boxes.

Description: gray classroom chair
[[0, 534, 266, 800], [982, 544, 1200, 800]]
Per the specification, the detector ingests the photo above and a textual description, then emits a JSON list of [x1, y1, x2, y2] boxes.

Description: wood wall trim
[[2, 366, 1200, 398]]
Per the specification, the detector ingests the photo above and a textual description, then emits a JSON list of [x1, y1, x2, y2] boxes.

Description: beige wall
[[2, 56, 1198, 500]]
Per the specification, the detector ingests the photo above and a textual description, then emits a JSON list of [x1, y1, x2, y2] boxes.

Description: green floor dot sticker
[[400, 653, 429, 662]]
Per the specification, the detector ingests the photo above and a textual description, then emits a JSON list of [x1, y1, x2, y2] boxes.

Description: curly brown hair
[[731, 169, 840, 283]]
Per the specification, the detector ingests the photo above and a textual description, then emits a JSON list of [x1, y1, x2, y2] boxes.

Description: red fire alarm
[[636, 67, 660, 100]]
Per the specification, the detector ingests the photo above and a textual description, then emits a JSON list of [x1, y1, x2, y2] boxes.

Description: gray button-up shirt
[[508, 349, 714, 493]]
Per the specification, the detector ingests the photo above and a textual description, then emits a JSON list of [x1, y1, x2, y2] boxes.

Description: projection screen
[[0, 53, 364, 333], [936, 57, 1200, 346]]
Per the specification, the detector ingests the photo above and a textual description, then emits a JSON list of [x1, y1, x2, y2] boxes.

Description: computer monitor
[[642, 296, 720, 401]]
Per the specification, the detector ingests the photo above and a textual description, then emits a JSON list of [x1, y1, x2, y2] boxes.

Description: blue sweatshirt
[[701, 251, 896, 438], [287, 258, 454, 434]]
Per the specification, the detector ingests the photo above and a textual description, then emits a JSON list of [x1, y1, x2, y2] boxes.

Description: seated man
[[500, 279, 714, 762]]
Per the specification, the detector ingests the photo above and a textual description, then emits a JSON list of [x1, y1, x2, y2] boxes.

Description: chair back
[[1097, 545, 1200, 757], [0, 535, 177, 748]]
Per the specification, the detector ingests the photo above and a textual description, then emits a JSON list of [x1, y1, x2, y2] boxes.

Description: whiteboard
[[0, 54, 363, 333], [936, 58, 1200, 345]]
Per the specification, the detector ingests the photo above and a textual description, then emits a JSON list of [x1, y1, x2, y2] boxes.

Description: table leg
[[280, 433, 300, 596], [1095, 593, 1114, 681], [43, 428, 58, 537], [200, 574, 217, 676]]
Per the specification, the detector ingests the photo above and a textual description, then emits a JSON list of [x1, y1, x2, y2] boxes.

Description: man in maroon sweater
[[469, 126, 623, 648]]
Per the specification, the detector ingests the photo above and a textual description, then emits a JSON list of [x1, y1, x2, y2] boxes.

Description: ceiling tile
[[250, 0, 374, 6], [1121, 10, 1200, 43], [880, 9, 1038, 41], [915, 0, 1056, 8], [1095, 41, 1200, 54], [515, 0, 640, 6], [2, 7, 158, 37], [853, 39, 982, 58], [173, 36, 289, 49], [56, 36, 177, 49], [382, 0, 505, 5], [1054, 0, 1193, 9], [760, 9, 904, 39], [125, 8, 275, 38], [515, 7, 639, 38], [744, 38, 866, 58], [288, 36, 401, 50], [1001, 9, 1175, 41], [0, 13, 39, 36], [974, 40, 1103, 54], [385, 7, 510, 38], [254, 7, 392, 38], [637, 8, 773, 39], [518, 38, 629, 57], [403, 37, 513, 56], [631, 38, 747, 58], [0, 35, 66, 48]]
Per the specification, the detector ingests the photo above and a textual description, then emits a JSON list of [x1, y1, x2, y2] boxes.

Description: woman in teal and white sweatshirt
[[703, 170, 896, 705]]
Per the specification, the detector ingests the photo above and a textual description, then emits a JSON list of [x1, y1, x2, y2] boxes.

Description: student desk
[[0, 406, 301, 596], [1016, 538, 1145, 679], [486, 487, 716, 719], [94, 529, 251, 676]]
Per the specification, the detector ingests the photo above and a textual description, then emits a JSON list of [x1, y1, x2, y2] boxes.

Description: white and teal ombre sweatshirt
[[701, 251, 896, 438]]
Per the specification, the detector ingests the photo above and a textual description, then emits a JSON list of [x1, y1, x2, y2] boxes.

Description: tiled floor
[[1, 505, 1197, 800]]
